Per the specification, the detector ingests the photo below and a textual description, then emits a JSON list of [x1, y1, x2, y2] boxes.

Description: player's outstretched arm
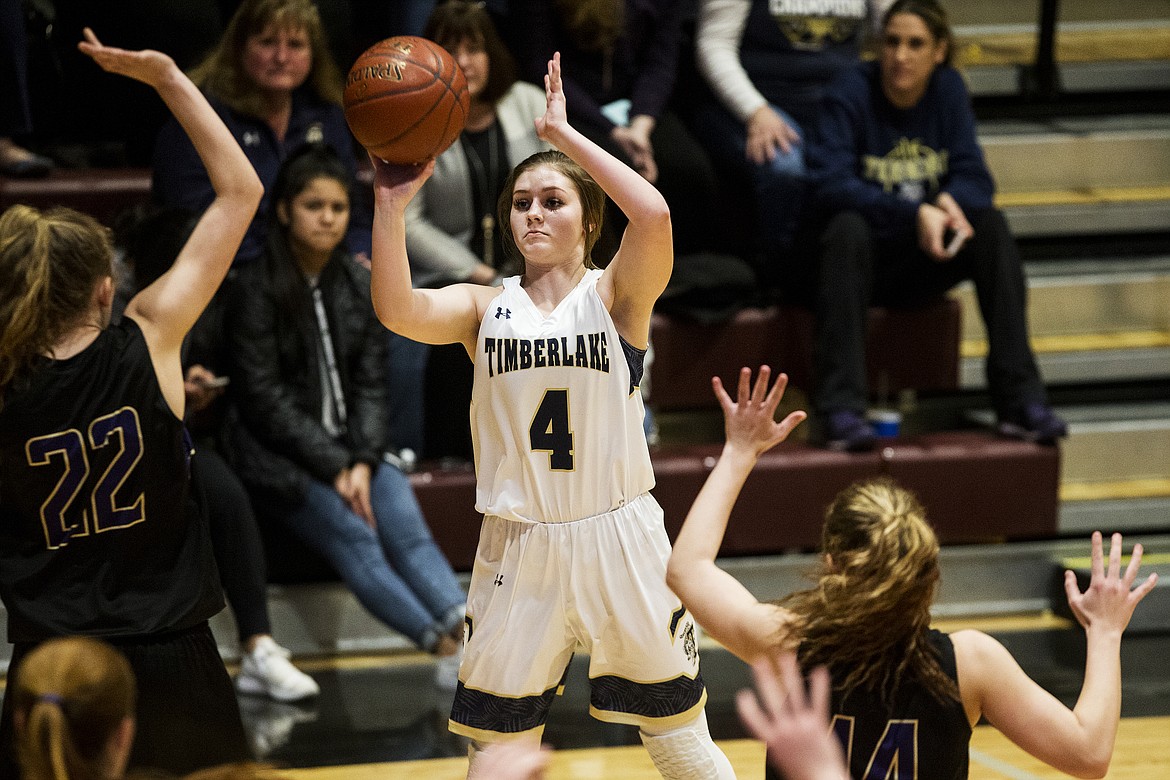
[[954, 531, 1157, 778], [79, 29, 261, 348], [79, 28, 261, 416], [668, 366, 806, 663], [535, 53, 671, 342]]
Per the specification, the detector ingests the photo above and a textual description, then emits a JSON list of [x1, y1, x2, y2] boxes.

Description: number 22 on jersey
[[25, 406, 146, 550]]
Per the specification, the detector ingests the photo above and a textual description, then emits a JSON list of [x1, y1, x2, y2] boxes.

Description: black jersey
[[0, 318, 223, 642], [767, 630, 970, 780]]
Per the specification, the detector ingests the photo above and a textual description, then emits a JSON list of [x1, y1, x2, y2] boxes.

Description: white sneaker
[[236, 636, 320, 702], [434, 644, 463, 691]]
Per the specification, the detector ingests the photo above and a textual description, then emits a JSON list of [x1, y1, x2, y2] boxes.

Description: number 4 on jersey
[[832, 716, 918, 779], [529, 389, 574, 470]]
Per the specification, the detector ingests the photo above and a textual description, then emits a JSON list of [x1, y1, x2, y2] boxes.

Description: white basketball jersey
[[472, 269, 654, 524]]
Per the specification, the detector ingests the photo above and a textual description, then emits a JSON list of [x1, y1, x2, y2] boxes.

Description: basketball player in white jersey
[[369, 53, 736, 779]]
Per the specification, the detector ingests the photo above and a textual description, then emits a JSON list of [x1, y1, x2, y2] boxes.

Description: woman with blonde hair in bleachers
[[669, 365, 1158, 779]]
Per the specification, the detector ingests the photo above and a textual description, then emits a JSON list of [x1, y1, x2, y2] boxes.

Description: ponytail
[[12, 638, 136, 780], [780, 477, 959, 705], [0, 205, 113, 409], [21, 697, 85, 780]]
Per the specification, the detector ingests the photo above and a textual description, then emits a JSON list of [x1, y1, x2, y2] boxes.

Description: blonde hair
[[189, 0, 344, 118], [781, 477, 959, 705], [12, 637, 136, 780], [0, 205, 113, 409]]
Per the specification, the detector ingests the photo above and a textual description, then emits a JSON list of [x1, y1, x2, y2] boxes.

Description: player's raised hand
[[369, 154, 435, 207], [713, 366, 806, 459], [1064, 531, 1158, 635], [535, 52, 569, 142], [78, 28, 178, 89]]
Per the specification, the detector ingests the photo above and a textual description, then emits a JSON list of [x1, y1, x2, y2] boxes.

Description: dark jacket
[[514, 0, 684, 137], [807, 61, 995, 242], [224, 253, 389, 508], [152, 88, 371, 265]]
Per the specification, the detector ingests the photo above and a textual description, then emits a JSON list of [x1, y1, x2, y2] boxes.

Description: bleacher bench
[[0, 168, 153, 226], [648, 298, 963, 412], [400, 429, 1059, 575]]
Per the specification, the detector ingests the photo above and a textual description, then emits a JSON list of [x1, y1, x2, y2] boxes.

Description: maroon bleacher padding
[[382, 431, 1060, 575], [652, 442, 884, 552], [649, 306, 784, 412], [0, 168, 153, 226], [776, 297, 962, 395], [881, 431, 1061, 544], [410, 466, 481, 571], [649, 298, 961, 413]]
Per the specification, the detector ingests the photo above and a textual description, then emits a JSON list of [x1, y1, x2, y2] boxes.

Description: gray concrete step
[[966, 401, 1170, 535], [957, 255, 1170, 387], [978, 117, 1170, 237]]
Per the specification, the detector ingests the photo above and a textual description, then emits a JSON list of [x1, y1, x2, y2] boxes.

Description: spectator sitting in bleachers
[[690, 0, 882, 281], [0, 0, 53, 178], [404, 0, 550, 462], [223, 144, 466, 688], [152, 0, 369, 267], [804, 0, 1067, 452], [122, 206, 319, 704], [156, 0, 428, 452], [509, 0, 719, 262]]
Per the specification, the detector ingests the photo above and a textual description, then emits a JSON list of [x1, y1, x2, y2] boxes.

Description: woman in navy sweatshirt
[[805, 0, 1066, 452]]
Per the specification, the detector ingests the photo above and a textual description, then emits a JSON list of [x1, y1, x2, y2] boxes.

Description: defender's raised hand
[[78, 27, 178, 89], [1064, 531, 1158, 634], [713, 366, 806, 459]]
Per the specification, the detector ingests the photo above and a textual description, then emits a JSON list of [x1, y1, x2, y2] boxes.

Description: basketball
[[344, 36, 470, 165]]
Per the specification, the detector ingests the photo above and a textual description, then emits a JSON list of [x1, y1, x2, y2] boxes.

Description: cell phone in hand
[[944, 229, 969, 258], [196, 375, 230, 388]]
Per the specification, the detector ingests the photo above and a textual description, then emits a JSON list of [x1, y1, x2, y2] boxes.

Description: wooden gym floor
[[232, 613, 1170, 779]]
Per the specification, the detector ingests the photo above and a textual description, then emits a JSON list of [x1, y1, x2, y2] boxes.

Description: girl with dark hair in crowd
[[805, 0, 1066, 451], [225, 144, 466, 687], [153, 0, 369, 267]]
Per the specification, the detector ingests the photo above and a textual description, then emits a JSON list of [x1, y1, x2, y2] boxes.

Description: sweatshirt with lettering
[[807, 61, 994, 241]]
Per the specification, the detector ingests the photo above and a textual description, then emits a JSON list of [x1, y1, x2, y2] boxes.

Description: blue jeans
[[690, 101, 807, 256], [386, 331, 429, 455], [282, 462, 464, 650]]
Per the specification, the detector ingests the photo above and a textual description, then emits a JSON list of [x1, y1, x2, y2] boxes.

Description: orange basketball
[[343, 36, 470, 165]]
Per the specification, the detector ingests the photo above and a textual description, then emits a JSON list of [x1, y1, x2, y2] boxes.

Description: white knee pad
[[639, 711, 737, 780]]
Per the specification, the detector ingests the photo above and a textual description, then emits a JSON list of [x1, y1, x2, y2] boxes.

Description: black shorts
[[1, 621, 248, 776]]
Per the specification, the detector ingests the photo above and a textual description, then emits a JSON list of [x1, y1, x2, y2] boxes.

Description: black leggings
[[193, 446, 272, 642]]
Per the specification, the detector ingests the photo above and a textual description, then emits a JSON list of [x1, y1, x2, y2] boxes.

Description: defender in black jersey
[[669, 366, 1157, 780], [0, 30, 262, 775]]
